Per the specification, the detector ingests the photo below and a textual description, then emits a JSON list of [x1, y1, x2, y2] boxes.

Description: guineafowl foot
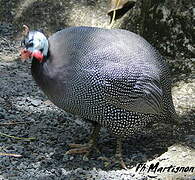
[[65, 123, 101, 156], [66, 140, 99, 155], [98, 138, 127, 169], [99, 155, 127, 169]]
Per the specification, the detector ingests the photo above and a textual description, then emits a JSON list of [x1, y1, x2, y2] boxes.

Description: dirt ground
[[0, 19, 195, 180]]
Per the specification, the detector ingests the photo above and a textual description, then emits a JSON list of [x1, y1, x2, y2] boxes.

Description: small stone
[[75, 118, 84, 126], [0, 175, 5, 180], [69, 156, 74, 160], [30, 99, 42, 106], [15, 145, 24, 154], [159, 153, 169, 161], [187, 45, 195, 54], [189, 176, 195, 180], [186, 135, 195, 143], [43, 100, 53, 105], [0, 97, 5, 103], [170, 147, 177, 151], [181, 152, 188, 157], [83, 155, 89, 161], [0, 112, 5, 119]]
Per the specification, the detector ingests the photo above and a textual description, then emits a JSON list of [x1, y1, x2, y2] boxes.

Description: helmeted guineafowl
[[20, 25, 177, 168]]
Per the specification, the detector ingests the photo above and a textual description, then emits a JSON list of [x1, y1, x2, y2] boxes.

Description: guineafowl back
[[32, 26, 176, 137]]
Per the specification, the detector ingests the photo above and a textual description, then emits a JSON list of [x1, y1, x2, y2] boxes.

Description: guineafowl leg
[[99, 138, 127, 169], [115, 138, 127, 169], [66, 122, 101, 155]]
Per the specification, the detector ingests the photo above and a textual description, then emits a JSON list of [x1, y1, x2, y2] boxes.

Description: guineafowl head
[[20, 25, 49, 62]]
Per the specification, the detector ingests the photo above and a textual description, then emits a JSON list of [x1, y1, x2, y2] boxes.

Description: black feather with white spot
[[31, 26, 177, 139]]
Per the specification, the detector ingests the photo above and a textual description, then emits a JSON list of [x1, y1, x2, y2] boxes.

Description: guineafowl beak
[[19, 48, 32, 61], [19, 48, 44, 62]]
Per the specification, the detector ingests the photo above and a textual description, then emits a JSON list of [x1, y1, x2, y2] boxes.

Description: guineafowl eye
[[26, 41, 34, 48]]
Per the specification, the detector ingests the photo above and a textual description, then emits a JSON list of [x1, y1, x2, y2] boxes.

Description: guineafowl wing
[[99, 65, 164, 115]]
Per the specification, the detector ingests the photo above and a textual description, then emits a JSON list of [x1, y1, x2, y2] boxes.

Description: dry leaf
[[108, 0, 136, 14], [108, 0, 137, 28]]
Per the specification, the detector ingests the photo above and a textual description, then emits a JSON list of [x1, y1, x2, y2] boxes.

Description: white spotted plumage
[[27, 26, 176, 139]]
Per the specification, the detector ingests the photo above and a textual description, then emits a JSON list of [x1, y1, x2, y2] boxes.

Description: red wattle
[[32, 51, 44, 62]]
